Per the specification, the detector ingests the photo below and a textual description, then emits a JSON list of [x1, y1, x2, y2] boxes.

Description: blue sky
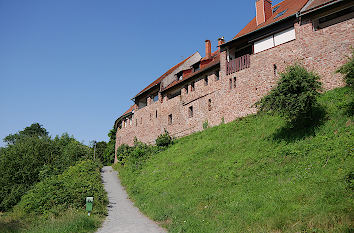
[[0, 0, 283, 146]]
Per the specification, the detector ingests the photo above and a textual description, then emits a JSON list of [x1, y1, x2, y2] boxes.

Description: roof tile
[[234, 0, 309, 40]]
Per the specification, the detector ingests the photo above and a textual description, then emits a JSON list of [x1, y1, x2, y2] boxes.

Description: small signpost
[[86, 197, 93, 216]]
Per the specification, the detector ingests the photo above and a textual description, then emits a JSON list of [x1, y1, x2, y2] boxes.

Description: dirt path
[[96, 166, 166, 233]]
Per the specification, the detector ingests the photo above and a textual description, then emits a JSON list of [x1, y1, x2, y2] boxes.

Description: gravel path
[[96, 166, 166, 233]]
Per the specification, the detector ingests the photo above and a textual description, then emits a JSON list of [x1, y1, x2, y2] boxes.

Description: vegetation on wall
[[114, 87, 353, 232]]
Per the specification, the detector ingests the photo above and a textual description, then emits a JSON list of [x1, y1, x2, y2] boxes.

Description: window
[[273, 27, 296, 46], [191, 82, 195, 91], [273, 64, 277, 76], [152, 93, 158, 102], [140, 117, 142, 125], [188, 106, 193, 118], [136, 119, 138, 126], [167, 90, 181, 99], [215, 70, 220, 81], [150, 113, 152, 120], [272, 5, 280, 13], [254, 27, 295, 53], [168, 114, 172, 125], [314, 6, 354, 30], [204, 76, 208, 86], [229, 78, 232, 90], [176, 71, 183, 81], [192, 62, 200, 72], [129, 118, 132, 126], [274, 9, 287, 20], [156, 110, 158, 118], [208, 99, 212, 111], [233, 77, 237, 88]]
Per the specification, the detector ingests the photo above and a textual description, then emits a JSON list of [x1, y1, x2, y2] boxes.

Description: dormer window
[[176, 71, 183, 81], [192, 62, 200, 72]]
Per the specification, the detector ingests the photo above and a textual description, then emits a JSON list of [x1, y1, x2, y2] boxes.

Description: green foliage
[[116, 87, 353, 232], [0, 130, 92, 211], [337, 49, 354, 88], [0, 137, 53, 211], [15, 160, 107, 216], [102, 141, 115, 165], [94, 141, 107, 164], [108, 128, 117, 142], [256, 64, 322, 125], [202, 120, 209, 130], [115, 144, 133, 165], [155, 130, 173, 147], [3, 123, 48, 145]]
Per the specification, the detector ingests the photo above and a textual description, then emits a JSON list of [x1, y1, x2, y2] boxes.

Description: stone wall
[[115, 16, 353, 148]]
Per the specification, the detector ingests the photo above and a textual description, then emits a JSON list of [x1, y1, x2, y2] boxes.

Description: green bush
[[256, 64, 322, 125], [115, 144, 133, 165], [203, 120, 209, 129], [15, 160, 107, 216], [0, 130, 92, 211], [337, 49, 354, 88], [155, 130, 173, 147], [0, 137, 53, 211]]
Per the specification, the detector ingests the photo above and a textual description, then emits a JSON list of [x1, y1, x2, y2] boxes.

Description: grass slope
[[117, 87, 353, 233]]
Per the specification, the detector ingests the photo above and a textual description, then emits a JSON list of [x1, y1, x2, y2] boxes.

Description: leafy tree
[[0, 125, 91, 211], [108, 128, 117, 142], [337, 49, 354, 88], [102, 141, 115, 165], [94, 141, 107, 163], [3, 123, 48, 145], [256, 64, 322, 125]]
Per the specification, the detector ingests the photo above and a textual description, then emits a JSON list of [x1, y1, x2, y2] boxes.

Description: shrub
[[155, 130, 173, 147], [15, 160, 108, 216], [256, 64, 322, 125], [337, 49, 354, 88], [115, 144, 133, 165], [203, 120, 209, 129]]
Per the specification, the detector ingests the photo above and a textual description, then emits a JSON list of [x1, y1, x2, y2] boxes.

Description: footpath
[[96, 166, 166, 233]]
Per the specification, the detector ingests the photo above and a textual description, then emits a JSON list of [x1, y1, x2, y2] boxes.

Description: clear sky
[[0, 0, 283, 146]]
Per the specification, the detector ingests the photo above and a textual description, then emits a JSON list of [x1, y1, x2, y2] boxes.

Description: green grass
[[0, 209, 102, 233], [115, 87, 354, 233]]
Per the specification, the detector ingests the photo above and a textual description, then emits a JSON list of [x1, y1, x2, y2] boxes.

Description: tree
[[256, 64, 322, 125], [108, 128, 117, 142], [3, 123, 48, 145], [337, 49, 353, 88], [95, 141, 107, 163]]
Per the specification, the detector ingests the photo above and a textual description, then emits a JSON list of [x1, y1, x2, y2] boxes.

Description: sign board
[[86, 197, 93, 212]]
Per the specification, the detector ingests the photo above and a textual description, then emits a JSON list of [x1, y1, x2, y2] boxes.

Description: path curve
[[97, 166, 166, 233]]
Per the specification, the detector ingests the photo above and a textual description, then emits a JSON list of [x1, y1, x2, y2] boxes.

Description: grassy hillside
[[116, 87, 353, 233]]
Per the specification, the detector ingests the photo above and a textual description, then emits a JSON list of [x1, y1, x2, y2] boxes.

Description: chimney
[[218, 37, 225, 50], [205, 40, 211, 60], [256, 0, 272, 26]]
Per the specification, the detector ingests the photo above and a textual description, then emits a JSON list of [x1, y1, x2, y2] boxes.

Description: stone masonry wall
[[116, 17, 353, 148]]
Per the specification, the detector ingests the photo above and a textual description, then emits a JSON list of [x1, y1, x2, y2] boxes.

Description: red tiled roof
[[162, 50, 220, 92], [133, 53, 195, 99], [114, 104, 137, 128], [122, 104, 137, 116], [234, 0, 309, 40], [301, 0, 338, 13]]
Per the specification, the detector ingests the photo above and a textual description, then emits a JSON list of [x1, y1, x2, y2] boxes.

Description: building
[[114, 0, 353, 160]]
